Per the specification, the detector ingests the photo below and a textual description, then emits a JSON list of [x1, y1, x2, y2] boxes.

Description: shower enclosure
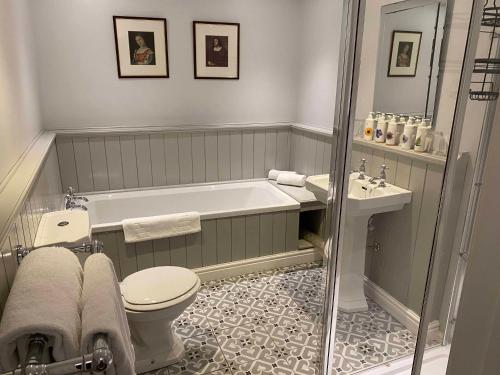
[[319, 0, 493, 374]]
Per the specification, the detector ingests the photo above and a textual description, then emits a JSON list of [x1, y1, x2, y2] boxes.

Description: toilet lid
[[121, 266, 199, 305]]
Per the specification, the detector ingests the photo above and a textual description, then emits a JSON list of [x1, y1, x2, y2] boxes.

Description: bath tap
[[65, 186, 89, 209], [67, 201, 88, 211]]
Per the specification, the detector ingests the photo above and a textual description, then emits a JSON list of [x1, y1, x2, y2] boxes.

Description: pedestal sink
[[306, 173, 412, 312]]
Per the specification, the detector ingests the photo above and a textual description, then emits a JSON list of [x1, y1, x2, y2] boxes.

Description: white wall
[[29, 0, 303, 130], [295, 0, 343, 130], [0, 0, 42, 183]]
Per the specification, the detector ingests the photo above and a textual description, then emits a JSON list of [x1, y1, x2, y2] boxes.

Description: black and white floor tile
[[143, 263, 417, 375]]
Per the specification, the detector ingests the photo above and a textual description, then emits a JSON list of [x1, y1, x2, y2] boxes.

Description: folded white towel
[[268, 169, 297, 180], [122, 212, 201, 243], [277, 173, 307, 187], [81, 254, 135, 375], [0, 247, 83, 371]]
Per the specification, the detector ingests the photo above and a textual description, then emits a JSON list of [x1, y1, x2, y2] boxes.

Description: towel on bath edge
[[81, 253, 135, 375], [276, 173, 307, 187], [268, 169, 297, 180], [0, 247, 83, 372], [122, 212, 201, 243]]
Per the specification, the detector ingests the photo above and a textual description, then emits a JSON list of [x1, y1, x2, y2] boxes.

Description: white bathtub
[[87, 180, 300, 232]]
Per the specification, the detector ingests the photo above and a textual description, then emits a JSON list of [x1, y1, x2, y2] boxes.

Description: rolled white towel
[[268, 169, 297, 180], [277, 173, 307, 187], [0, 247, 83, 372], [81, 254, 135, 375]]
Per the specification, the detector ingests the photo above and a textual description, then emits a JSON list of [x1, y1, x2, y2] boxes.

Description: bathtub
[[87, 180, 300, 232], [88, 180, 306, 281]]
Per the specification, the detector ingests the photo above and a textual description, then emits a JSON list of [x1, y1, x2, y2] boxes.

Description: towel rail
[[14, 240, 104, 264], [0, 333, 113, 375]]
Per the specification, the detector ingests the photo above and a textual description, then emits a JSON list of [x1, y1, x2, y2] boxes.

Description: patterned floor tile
[[167, 333, 229, 375], [174, 309, 213, 339]]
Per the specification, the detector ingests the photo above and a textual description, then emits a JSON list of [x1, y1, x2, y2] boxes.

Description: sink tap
[[378, 165, 388, 187], [358, 159, 367, 180]]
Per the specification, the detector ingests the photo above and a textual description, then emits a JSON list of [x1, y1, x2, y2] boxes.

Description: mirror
[[373, 0, 446, 119]]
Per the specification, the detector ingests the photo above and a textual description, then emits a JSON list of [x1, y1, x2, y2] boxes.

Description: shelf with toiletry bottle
[[355, 111, 447, 166]]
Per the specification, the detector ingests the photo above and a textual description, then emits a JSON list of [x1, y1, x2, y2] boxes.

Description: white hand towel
[[268, 169, 297, 180], [81, 254, 135, 375], [0, 247, 83, 372], [122, 212, 201, 243], [276, 173, 307, 187]]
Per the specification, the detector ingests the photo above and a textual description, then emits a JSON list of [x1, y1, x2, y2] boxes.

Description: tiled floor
[[144, 263, 417, 375]]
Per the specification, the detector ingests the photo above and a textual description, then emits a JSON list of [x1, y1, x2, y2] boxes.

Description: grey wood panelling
[[96, 210, 300, 281], [290, 128, 333, 176], [0, 145, 63, 315], [353, 142, 446, 314], [56, 128, 303, 193]]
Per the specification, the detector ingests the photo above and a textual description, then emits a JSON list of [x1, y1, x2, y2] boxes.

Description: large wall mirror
[[373, 0, 446, 120]]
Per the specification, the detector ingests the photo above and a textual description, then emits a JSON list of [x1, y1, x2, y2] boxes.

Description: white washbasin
[[347, 173, 412, 216], [305, 174, 330, 204], [34, 210, 91, 248]]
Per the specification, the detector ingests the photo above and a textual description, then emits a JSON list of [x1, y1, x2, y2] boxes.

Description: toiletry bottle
[[364, 112, 376, 141], [375, 113, 388, 143], [415, 119, 431, 152], [385, 115, 400, 145], [401, 117, 417, 150]]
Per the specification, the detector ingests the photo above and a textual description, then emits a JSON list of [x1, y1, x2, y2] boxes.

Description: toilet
[[120, 266, 201, 373]]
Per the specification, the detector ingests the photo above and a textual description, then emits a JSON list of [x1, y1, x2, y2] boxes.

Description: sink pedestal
[[339, 214, 370, 313]]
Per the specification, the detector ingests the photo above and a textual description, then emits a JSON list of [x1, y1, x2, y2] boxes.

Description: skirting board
[[364, 277, 440, 336], [193, 248, 323, 283]]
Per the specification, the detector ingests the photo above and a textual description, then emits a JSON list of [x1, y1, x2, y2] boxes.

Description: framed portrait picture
[[387, 30, 422, 77], [113, 16, 169, 78], [193, 21, 240, 79]]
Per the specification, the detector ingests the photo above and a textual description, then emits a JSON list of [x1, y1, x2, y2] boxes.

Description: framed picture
[[193, 21, 240, 79], [113, 16, 169, 78], [387, 30, 422, 77]]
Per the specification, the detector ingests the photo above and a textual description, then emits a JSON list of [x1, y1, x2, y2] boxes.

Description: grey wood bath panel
[[253, 130, 266, 178], [231, 216, 246, 261], [201, 220, 217, 266], [205, 132, 218, 183], [216, 218, 232, 263], [230, 131, 243, 180], [56, 137, 79, 192], [165, 133, 180, 186], [120, 136, 139, 189], [170, 235, 187, 267], [217, 131, 231, 181], [245, 215, 260, 259], [134, 135, 153, 188], [135, 240, 155, 271], [186, 232, 203, 268], [242, 131, 254, 179], [149, 134, 168, 187], [191, 133, 206, 183], [178, 133, 194, 184], [285, 211, 300, 251], [272, 212, 286, 254], [152, 238, 171, 266], [104, 136, 125, 190], [259, 213, 273, 256], [116, 231, 138, 279], [89, 137, 110, 191]]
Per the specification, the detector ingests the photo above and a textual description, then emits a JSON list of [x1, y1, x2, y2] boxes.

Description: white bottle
[[385, 115, 400, 145], [415, 124, 430, 152], [375, 114, 388, 143], [364, 112, 377, 141], [400, 118, 418, 150]]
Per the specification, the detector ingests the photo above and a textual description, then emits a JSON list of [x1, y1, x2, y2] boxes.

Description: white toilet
[[120, 266, 201, 373]]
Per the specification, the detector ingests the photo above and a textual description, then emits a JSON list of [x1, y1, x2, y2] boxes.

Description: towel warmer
[[0, 333, 113, 374], [14, 240, 104, 264]]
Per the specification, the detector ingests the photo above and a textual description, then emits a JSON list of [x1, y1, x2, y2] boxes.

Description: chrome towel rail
[[14, 240, 104, 265], [0, 333, 113, 375]]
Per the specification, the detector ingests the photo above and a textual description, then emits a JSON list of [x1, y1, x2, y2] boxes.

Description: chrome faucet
[[65, 187, 88, 210], [378, 165, 388, 187], [358, 159, 367, 180]]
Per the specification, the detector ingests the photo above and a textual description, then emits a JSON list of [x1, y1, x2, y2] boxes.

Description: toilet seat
[[121, 266, 199, 312]]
